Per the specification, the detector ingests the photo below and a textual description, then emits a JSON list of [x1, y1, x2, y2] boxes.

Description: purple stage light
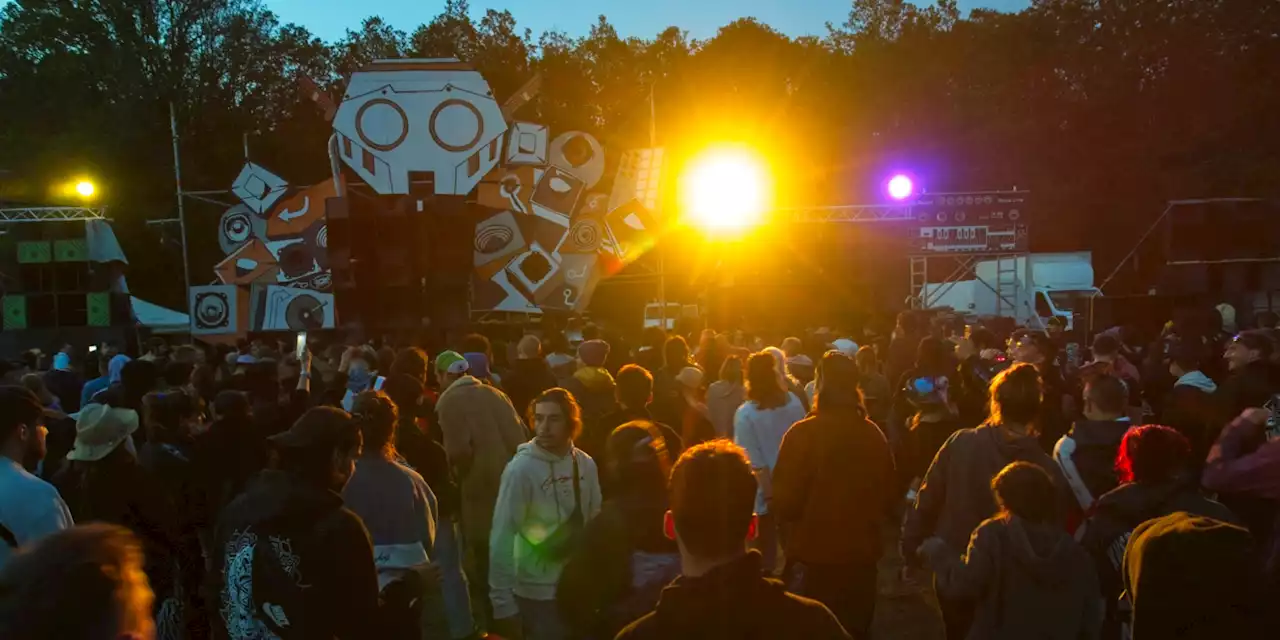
[[887, 174, 915, 201]]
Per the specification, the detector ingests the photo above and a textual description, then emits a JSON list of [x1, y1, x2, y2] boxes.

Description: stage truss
[[0, 206, 108, 223], [788, 195, 1030, 318]]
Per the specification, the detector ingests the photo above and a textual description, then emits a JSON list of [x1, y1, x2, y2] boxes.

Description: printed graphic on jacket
[[220, 528, 303, 640]]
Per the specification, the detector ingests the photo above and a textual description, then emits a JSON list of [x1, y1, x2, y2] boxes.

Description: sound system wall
[[1, 222, 130, 330], [329, 193, 475, 335]]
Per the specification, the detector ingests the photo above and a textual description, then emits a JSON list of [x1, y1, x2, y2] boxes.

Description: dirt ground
[[869, 528, 946, 640]]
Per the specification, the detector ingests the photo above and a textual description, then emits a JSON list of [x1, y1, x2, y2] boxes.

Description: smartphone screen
[[295, 332, 307, 359], [88, 345, 98, 353]]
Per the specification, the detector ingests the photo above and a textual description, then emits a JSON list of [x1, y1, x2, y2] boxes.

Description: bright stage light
[[681, 147, 771, 234], [886, 174, 914, 201], [74, 181, 96, 197]]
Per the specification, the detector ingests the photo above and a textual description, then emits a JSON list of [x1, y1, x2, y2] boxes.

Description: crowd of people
[[0, 306, 1277, 639]]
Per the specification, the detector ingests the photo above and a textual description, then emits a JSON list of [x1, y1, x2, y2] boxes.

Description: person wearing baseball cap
[[210, 406, 379, 638], [435, 348, 528, 626], [0, 386, 74, 570]]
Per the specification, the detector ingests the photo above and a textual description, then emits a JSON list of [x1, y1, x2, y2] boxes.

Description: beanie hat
[[578, 340, 610, 368]]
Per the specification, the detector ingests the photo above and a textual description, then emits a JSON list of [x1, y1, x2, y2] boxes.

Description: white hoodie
[[489, 440, 602, 619]]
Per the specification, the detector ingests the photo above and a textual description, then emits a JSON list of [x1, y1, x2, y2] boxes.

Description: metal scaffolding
[[0, 206, 108, 222]]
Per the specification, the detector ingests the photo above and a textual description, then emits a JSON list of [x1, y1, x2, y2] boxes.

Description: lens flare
[[886, 174, 914, 201], [681, 147, 771, 234]]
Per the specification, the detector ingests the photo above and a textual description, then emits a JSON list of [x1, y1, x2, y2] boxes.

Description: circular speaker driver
[[285, 295, 325, 331]]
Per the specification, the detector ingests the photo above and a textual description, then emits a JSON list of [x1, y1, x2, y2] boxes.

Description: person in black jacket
[[1217, 330, 1280, 427], [138, 390, 207, 635], [191, 390, 268, 529], [615, 440, 850, 640], [1053, 374, 1134, 511], [1159, 341, 1217, 469], [902, 363, 1074, 640], [584, 365, 683, 491], [1077, 425, 1237, 640], [503, 335, 558, 427], [211, 407, 379, 639], [558, 421, 680, 639]]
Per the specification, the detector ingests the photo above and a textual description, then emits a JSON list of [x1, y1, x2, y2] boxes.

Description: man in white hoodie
[[490, 388, 602, 640]]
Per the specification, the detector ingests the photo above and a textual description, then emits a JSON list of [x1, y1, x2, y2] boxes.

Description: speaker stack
[[1, 224, 130, 331], [327, 189, 475, 339]]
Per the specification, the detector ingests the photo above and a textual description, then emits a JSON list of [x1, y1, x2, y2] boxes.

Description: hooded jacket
[[614, 550, 851, 640], [436, 375, 529, 545], [1076, 479, 1238, 640], [1160, 371, 1217, 464], [1053, 418, 1134, 510], [903, 424, 1073, 559], [563, 366, 619, 426], [706, 380, 745, 440], [1124, 512, 1273, 639], [489, 441, 602, 619], [211, 471, 379, 640], [922, 515, 1102, 640], [771, 406, 896, 567]]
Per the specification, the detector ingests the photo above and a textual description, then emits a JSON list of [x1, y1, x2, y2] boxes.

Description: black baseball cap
[[267, 406, 358, 450]]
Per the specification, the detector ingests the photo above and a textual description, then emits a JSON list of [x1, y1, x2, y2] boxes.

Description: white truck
[[922, 252, 1101, 330]]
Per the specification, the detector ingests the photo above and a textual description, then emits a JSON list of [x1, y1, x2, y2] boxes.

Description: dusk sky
[[264, 0, 1033, 42]]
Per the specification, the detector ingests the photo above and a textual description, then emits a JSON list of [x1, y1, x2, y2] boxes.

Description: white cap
[[831, 339, 859, 357]]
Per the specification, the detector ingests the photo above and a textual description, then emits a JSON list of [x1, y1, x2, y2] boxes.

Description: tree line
[[1, 0, 1277, 307]]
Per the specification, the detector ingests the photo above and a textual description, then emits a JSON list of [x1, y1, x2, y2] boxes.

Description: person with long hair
[[919, 462, 1102, 640], [342, 390, 450, 639], [557, 421, 681, 638], [1077, 425, 1237, 639], [733, 352, 807, 574], [707, 356, 746, 440], [762, 346, 810, 414], [489, 388, 602, 640], [901, 364, 1072, 640], [771, 352, 895, 637]]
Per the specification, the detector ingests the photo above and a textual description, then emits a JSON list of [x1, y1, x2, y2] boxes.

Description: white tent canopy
[[132, 297, 188, 334]]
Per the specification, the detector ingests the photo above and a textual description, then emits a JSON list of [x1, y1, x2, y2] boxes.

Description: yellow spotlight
[[74, 181, 96, 198], [681, 146, 770, 234]]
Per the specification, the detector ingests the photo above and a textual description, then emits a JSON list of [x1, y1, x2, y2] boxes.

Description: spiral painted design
[[475, 225, 515, 254], [568, 219, 601, 252]]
